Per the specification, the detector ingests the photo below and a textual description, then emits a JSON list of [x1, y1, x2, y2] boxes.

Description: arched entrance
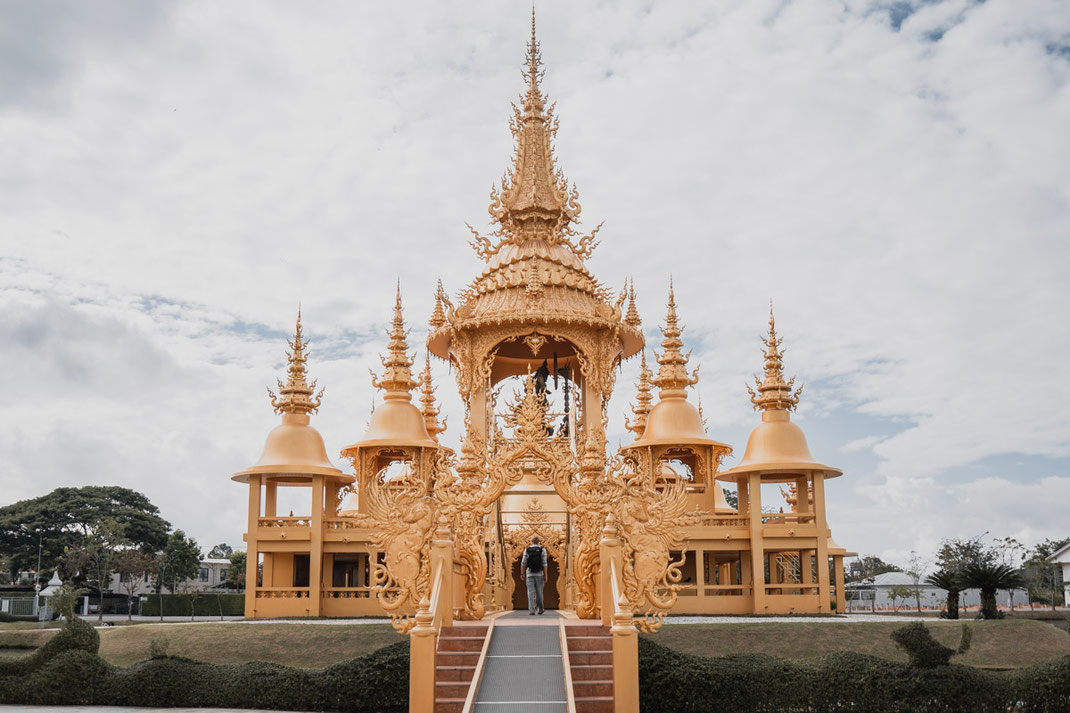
[[510, 551, 561, 610]]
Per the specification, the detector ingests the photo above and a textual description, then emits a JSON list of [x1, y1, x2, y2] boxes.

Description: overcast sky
[[2, 0, 1068, 569]]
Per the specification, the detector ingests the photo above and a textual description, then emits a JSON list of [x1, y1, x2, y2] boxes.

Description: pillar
[[834, 555, 846, 613], [308, 477, 324, 615], [694, 549, 704, 597], [244, 476, 261, 617], [264, 481, 277, 518], [747, 472, 766, 612], [813, 472, 831, 611]]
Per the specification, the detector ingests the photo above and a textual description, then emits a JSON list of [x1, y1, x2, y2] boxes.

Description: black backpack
[[525, 545, 544, 573]]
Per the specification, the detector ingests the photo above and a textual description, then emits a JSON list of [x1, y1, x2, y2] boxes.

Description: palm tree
[[925, 570, 962, 619], [959, 562, 1026, 619]]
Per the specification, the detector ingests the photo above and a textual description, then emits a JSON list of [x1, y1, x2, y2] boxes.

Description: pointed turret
[[429, 280, 447, 329], [344, 285, 438, 451], [267, 309, 323, 415], [418, 352, 447, 443], [746, 304, 802, 412], [624, 279, 641, 328], [718, 306, 840, 482], [233, 310, 347, 483], [651, 279, 699, 399], [625, 351, 653, 439]]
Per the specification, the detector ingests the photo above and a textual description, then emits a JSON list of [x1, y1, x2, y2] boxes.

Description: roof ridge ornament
[[268, 307, 324, 415], [747, 302, 803, 412], [625, 350, 653, 438], [467, 9, 603, 263]]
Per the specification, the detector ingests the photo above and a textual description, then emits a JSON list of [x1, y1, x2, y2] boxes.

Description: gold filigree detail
[[747, 303, 803, 411], [267, 308, 324, 414]]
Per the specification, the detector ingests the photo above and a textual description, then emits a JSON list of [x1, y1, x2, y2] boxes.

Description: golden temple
[[233, 15, 853, 712]]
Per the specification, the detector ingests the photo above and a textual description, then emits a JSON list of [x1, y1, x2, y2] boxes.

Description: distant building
[[108, 557, 234, 596], [846, 571, 1028, 611], [1047, 542, 1070, 605]]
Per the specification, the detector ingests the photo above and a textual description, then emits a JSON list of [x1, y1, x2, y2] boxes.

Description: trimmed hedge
[[0, 616, 407, 712], [139, 593, 245, 617], [638, 635, 1070, 713]]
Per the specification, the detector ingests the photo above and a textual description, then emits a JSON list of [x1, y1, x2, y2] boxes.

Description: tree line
[[0, 486, 246, 621]]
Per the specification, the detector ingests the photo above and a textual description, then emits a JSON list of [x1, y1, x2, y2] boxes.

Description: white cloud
[[1, 0, 1068, 562]]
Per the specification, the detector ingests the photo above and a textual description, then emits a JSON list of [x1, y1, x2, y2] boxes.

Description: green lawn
[[645, 619, 1070, 669], [0, 622, 404, 668]]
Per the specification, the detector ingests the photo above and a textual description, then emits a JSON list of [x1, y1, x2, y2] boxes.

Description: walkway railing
[[408, 517, 454, 713], [599, 517, 639, 713]]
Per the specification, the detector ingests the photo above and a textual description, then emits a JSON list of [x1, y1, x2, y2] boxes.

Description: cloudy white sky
[[2, 0, 1068, 568]]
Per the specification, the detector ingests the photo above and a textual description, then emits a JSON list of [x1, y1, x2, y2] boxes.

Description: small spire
[[652, 279, 698, 397], [268, 308, 324, 415], [525, 5, 542, 106], [747, 302, 802, 411], [430, 279, 447, 329], [625, 350, 653, 438], [419, 352, 447, 442], [371, 283, 419, 400], [624, 278, 641, 327]]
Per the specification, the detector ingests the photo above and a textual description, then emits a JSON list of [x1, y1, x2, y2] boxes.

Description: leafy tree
[[227, 551, 247, 591], [887, 584, 913, 611], [959, 562, 1026, 619], [934, 535, 995, 573], [925, 569, 963, 619], [116, 549, 158, 621], [721, 488, 738, 510], [61, 518, 129, 624], [1022, 537, 1070, 610], [157, 530, 201, 621], [49, 582, 89, 620], [207, 543, 233, 559], [848, 555, 901, 583], [0, 486, 169, 581], [905, 551, 927, 612]]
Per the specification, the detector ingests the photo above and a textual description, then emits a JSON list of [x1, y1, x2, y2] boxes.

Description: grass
[[0, 622, 404, 668], [645, 619, 1070, 669]]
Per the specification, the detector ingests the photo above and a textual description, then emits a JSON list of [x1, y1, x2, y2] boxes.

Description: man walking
[[522, 535, 547, 615]]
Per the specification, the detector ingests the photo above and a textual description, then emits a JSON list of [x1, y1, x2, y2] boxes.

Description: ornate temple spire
[[747, 303, 802, 412], [371, 283, 419, 400], [429, 279, 447, 329], [652, 279, 699, 398], [268, 308, 324, 415], [418, 352, 446, 442], [625, 350, 653, 438], [624, 278, 641, 328], [468, 9, 601, 262]]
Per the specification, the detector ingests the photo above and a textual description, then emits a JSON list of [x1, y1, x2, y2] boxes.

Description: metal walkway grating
[[474, 620, 567, 713]]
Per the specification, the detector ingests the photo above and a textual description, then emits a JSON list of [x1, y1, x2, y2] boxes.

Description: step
[[570, 663, 613, 681], [567, 625, 611, 636], [574, 680, 614, 698], [435, 665, 476, 682], [440, 625, 488, 637], [575, 696, 614, 713], [435, 681, 472, 699], [434, 698, 465, 713], [569, 651, 612, 666], [567, 636, 613, 652], [437, 636, 486, 652], [435, 651, 480, 667]]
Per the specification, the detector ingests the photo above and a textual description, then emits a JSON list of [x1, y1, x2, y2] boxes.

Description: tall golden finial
[[430, 279, 447, 329], [419, 352, 447, 442], [624, 278, 641, 328], [747, 303, 802, 411], [268, 308, 324, 414], [370, 283, 419, 399], [652, 278, 699, 398], [467, 9, 602, 262], [625, 350, 653, 438]]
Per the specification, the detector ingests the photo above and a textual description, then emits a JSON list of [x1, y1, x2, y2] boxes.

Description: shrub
[[638, 634, 1014, 713], [891, 621, 968, 668], [1014, 654, 1070, 713], [0, 616, 99, 677], [139, 593, 244, 617]]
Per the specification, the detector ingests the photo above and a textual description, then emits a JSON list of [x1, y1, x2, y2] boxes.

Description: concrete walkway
[[474, 610, 567, 713]]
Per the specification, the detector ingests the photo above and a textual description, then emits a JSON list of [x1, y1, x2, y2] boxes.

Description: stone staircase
[[566, 624, 614, 713], [434, 625, 488, 713]]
